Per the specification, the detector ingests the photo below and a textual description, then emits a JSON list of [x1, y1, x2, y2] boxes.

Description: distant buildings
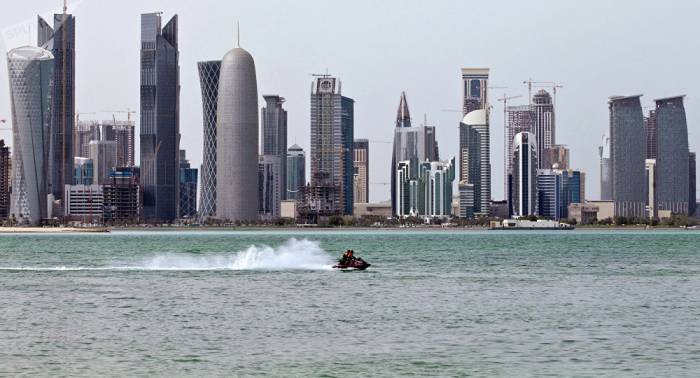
[[542, 145, 569, 170], [353, 139, 369, 204], [392, 125, 439, 216], [645, 109, 657, 159], [286, 145, 305, 200], [260, 94, 287, 216], [308, 76, 354, 216], [599, 134, 612, 201], [103, 168, 141, 223], [89, 140, 117, 185], [654, 96, 689, 215], [64, 185, 103, 221], [608, 95, 646, 219], [39, 11, 75, 204], [179, 150, 198, 219], [216, 40, 259, 221], [504, 105, 534, 195], [197, 60, 221, 220], [391, 92, 416, 214], [0, 141, 9, 219], [459, 109, 491, 217], [537, 169, 585, 220], [74, 121, 100, 159], [511, 132, 538, 217], [7, 46, 54, 225], [395, 158, 455, 218], [140, 12, 180, 223], [101, 119, 135, 168], [461, 68, 489, 116]]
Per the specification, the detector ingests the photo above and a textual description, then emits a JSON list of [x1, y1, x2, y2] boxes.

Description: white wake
[[0, 238, 336, 271]]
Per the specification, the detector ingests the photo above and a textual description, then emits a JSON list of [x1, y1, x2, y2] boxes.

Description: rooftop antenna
[[236, 21, 240, 47], [63, 0, 68, 14]]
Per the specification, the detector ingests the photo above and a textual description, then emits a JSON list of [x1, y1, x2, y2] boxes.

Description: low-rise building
[[568, 203, 599, 224], [64, 184, 104, 221], [354, 201, 392, 218], [588, 200, 615, 221], [280, 200, 297, 219]]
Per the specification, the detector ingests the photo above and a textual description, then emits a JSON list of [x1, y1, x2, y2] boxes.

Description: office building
[[7, 46, 53, 225], [74, 157, 93, 185], [690, 152, 696, 216], [599, 134, 612, 200], [74, 120, 100, 158], [216, 39, 259, 221], [261, 95, 287, 201], [179, 150, 198, 219], [511, 132, 538, 217], [0, 140, 9, 219], [504, 105, 535, 195], [609, 95, 646, 218], [103, 167, 141, 223], [646, 159, 657, 219], [532, 89, 555, 168], [459, 109, 491, 217], [197, 60, 221, 220], [64, 184, 103, 221], [309, 76, 354, 216], [286, 144, 306, 200], [39, 11, 75, 203], [353, 139, 369, 204], [537, 168, 585, 220], [655, 96, 689, 215], [258, 155, 282, 219], [542, 145, 569, 170], [395, 158, 455, 218], [461, 68, 489, 116], [89, 140, 117, 185], [101, 119, 135, 167], [140, 12, 180, 223]]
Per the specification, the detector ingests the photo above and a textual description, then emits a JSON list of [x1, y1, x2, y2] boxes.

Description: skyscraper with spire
[[391, 91, 411, 213], [140, 13, 180, 222], [38, 4, 75, 207]]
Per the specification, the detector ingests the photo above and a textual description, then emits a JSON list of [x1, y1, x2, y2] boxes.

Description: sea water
[[1, 230, 699, 376]]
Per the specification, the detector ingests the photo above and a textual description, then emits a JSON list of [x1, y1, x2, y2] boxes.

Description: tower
[[197, 60, 221, 220], [512, 132, 538, 217], [655, 96, 689, 215], [459, 109, 491, 217]]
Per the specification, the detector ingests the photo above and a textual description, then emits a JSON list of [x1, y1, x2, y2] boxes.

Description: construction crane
[[101, 108, 137, 122], [75, 111, 97, 123], [496, 94, 524, 127], [522, 79, 563, 107]]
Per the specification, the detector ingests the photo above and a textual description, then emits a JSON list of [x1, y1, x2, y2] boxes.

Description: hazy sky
[[0, 0, 698, 203]]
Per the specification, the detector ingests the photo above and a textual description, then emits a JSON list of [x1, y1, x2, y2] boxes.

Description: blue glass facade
[[341, 96, 354, 215]]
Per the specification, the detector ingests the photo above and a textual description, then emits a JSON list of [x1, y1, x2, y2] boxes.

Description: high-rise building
[[38, 11, 75, 203], [89, 140, 117, 185], [101, 119, 135, 167], [341, 96, 355, 214], [64, 184, 103, 221], [140, 12, 180, 223], [645, 110, 657, 159], [179, 150, 198, 219], [216, 40, 259, 221], [511, 132, 538, 217], [609, 95, 646, 218], [655, 96, 689, 215], [197, 60, 221, 220], [461, 68, 489, 116], [537, 168, 584, 220], [599, 134, 612, 200], [0, 140, 10, 219], [73, 157, 93, 185], [392, 123, 439, 216], [309, 76, 354, 216], [459, 109, 490, 217], [689, 152, 696, 216], [395, 158, 455, 218], [261, 95, 287, 201], [353, 139, 369, 204], [391, 92, 413, 213], [532, 89, 555, 168], [74, 121, 100, 158], [258, 155, 282, 219], [504, 105, 535, 195], [7, 46, 54, 225], [286, 144, 306, 200]]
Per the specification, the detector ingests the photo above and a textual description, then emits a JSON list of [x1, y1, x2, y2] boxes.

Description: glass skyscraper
[[197, 60, 220, 220], [261, 95, 288, 208], [654, 96, 689, 215], [140, 13, 180, 222], [179, 150, 198, 219], [7, 46, 54, 225], [286, 145, 306, 200], [459, 109, 491, 217], [511, 132, 538, 217], [609, 95, 646, 218]]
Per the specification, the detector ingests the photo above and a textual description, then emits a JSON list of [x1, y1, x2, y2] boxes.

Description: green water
[[1, 230, 699, 376]]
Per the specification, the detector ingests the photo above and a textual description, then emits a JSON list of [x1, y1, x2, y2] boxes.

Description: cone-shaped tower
[[396, 91, 411, 128]]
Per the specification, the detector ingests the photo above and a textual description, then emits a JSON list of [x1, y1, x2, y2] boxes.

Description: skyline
[[0, 0, 699, 203]]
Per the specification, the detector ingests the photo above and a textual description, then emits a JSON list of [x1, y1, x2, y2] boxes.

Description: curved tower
[[197, 60, 221, 220], [512, 132, 538, 217], [216, 45, 259, 221], [7, 46, 54, 225]]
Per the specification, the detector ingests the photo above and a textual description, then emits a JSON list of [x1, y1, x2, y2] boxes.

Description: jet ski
[[333, 258, 371, 271]]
